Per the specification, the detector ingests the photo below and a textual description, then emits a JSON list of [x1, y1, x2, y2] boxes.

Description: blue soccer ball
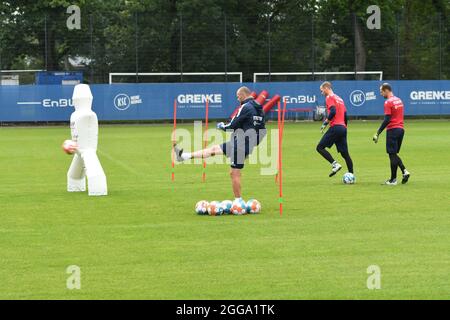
[[220, 200, 233, 215], [343, 172, 356, 184], [207, 201, 223, 216]]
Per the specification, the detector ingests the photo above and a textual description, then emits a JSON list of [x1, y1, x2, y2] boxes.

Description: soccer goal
[[0, 70, 44, 85], [109, 72, 243, 84], [253, 71, 383, 82]]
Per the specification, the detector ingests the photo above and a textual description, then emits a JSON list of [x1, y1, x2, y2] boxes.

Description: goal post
[[109, 72, 243, 84], [253, 71, 383, 82], [0, 70, 44, 85]]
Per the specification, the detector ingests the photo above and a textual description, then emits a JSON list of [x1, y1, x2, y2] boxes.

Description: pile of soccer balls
[[195, 199, 261, 216]]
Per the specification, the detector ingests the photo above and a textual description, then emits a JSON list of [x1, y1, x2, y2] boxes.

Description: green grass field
[[1, 120, 450, 300]]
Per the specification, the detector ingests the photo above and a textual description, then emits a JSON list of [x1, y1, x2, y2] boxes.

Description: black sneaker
[[402, 170, 410, 184], [173, 144, 184, 162]]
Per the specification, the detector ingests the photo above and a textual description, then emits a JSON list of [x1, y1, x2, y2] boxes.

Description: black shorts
[[318, 125, 348, 154], [220, 139, 252, 170], [386, 128, 404, 154]]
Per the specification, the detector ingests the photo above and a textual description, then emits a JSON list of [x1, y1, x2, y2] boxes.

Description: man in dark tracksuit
[[174, 86, 266, 201]]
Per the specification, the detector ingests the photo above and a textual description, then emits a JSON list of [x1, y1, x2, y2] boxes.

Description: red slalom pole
[[263, 94, 281, 113], [275, 101, 281, 185], [255, 90, 269, 106], [202, 98, 209, 182], [276, 99, 287, 183], [281, 98, 287, 137], [277, 101, 283, 215], [279, 99, 287, 216], [171, 99, 177, 181]]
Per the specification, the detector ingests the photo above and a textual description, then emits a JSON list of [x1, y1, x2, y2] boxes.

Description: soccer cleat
[[402, 170, 410, 185], [173, 144, 184, 162], [329, 162, 342, 177], [383, 179, 398, 186]]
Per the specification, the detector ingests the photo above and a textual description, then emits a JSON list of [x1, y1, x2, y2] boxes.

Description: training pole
[[263, 94, 281, 113], [275, 102, 280, 184], [281, 99, 287, 136], [171, 99, 177, 181], [277, 100, 286, 216], [280, 100, 287, 214], [202, 98, 209, 182], [275, 100, 287, 185], [277, 101, 282, 215]]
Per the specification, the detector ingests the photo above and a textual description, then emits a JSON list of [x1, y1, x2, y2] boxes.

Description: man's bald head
[[319, 81, 333, 97], [320, 81, 332, 90], [236, 86, 252, 103]]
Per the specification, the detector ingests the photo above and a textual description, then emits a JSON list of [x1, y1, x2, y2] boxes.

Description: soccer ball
[[62, 140, 78, 155], [220, 200, 233, 215], [195, 200, 209, 215], [207, 201, 223, 216], [231, 199, 247, 215], [343, 172, 356, 184], [246, 199, 261, 214]]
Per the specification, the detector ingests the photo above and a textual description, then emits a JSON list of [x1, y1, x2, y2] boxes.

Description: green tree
[[1, 0, 448, 82]]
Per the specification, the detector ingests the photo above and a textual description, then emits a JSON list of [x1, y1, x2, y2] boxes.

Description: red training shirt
[[384, 96, 404, 130], [326, 94, 347, 128]]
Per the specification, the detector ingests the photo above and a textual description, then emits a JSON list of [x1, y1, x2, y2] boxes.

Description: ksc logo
[[114, 94, 142, 111], [114, 94, 131, 111], [350, 90, 366, 107]]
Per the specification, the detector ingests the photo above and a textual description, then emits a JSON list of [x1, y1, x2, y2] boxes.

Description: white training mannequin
[[67, 84, 108, 196]]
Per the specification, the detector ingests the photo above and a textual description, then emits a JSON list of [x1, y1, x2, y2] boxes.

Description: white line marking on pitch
[[97, 149, 141, 176]]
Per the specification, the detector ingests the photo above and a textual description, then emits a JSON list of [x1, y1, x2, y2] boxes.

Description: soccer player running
[[316, 81, 354, 177], [373, 83, 410, 185], [173, 86, 266, 202]]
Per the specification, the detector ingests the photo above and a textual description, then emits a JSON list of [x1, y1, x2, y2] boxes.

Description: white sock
[[181, 152, 191, 160], [234, 197, 242, 202], [332, 161, 337, 166]]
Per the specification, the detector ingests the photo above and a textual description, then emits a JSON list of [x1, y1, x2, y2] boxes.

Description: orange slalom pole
[[275, 101, 281, 184], [255, 90, 269, 106], [279, 99, 287, 216], [202, 98, 209, 182], [277, 101, 283, 215], [281, 98, 287, 137], [275, 99, 287, 185], [262, 94, 281, 113], [171, 99, 177, 181]]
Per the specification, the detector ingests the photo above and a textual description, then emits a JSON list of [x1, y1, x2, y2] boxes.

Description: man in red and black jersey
[[373, 83, 410, 185], [317, 81, 354, 178]]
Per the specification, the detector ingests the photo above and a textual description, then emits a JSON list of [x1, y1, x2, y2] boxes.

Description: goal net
[[0, 70, 43, 85]]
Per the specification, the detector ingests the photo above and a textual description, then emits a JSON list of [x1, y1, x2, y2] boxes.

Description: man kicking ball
[[174, 86, 266, 202], [316, 81, 354, 178], [373, 83, 410, 185]]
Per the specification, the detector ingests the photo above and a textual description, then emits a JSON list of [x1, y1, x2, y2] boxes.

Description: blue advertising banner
[[0, 81, 449, 122], [35, 71, 83, 85]]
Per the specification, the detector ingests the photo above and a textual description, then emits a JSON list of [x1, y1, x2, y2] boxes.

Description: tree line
[[0, 0, 448, 83]]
